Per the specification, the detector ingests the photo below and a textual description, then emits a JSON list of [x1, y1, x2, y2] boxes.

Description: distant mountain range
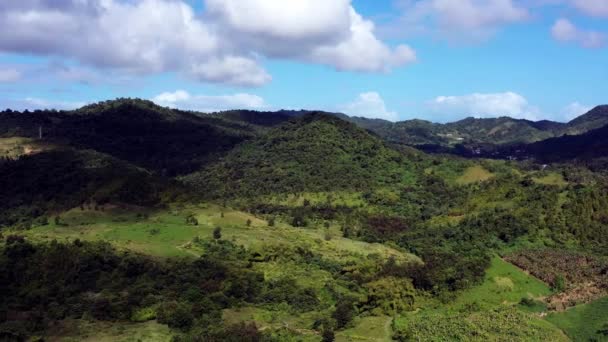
[[2, 100, 607, 166], [210, 104, 608, 147]]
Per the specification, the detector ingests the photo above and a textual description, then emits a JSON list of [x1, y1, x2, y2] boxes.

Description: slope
[[0, 99, 256, 176], [0, 148, 178, 229], [182, 112, 416, 198]]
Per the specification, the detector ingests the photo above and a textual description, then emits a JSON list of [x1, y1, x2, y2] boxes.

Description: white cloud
[[188, 56, 272, 87], [309, 9, 416, 72], [340, 92, 399, 121], [0, 68, 21, 82], [551, 18, 605, 48], [561, 102, 592, 121], [152, 90, 268, 113], [206, 0, 416, 72], [389, 0, 529, 40], [428, 92, 541, 120], [0, 0, 415, 87]]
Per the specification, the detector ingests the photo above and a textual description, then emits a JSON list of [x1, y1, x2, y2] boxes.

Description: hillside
[[565, 105, 608, 135], [0, 99, 256, 176], [0, 148, 177, 229], [183, 112, 416, 198], [504, 123, 608, 163]]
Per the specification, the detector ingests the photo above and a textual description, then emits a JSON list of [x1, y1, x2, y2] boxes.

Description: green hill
[[183, 112, 416, 198], [565, 105, 608, 135], [0, 99, 256, 176]]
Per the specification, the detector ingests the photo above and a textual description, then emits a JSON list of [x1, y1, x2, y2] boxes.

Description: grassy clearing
[[45, 319, 172, 342], [0, 136, 53, 158], [546, 296, 608, 341], [449, 256, 552, 310], [456, 165, 494, 185], [534, 172, 568, 187], [20, 203, 419, 265], [336, 316, 392, 342]]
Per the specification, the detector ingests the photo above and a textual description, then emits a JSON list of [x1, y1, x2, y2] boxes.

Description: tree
[[213, 227, 222, 240], [322, 327, 335, 342], [553, 274, 566, 292], [332, 299, 355, 329]]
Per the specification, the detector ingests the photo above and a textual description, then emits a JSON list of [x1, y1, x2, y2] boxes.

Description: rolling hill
[[0, 99, 257, 176], [182, 112, 416, 198]]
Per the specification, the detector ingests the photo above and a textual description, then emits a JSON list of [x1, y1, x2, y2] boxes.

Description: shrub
[[213, 227, 222, 240]]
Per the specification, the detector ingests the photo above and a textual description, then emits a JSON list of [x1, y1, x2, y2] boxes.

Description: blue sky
[[0, 0, 606, 122]]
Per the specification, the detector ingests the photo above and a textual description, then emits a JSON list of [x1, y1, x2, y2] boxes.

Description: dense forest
[[1, 99, 607, 341]]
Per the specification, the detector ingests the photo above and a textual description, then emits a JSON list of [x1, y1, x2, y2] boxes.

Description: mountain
[[339, 116, 564, 147], [502, 124, 608, 164], [212, 109, 302, 127], [0, 99, 257, 176], [565, 105, 608, 135], [182, 112, 416, 198]]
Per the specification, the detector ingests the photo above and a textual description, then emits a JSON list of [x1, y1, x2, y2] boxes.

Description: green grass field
[[336, 316, 392, 342], [547, 296, 608, 341], [449, 256, 552, 311], [20, 203, 419, 266]]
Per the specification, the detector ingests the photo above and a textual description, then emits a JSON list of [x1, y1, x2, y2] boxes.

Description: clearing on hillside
[[456, 165, 494, 185], [546, 296, 608, 342]]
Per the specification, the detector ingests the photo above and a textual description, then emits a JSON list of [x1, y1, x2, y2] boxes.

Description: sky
[[0, 0, 606, 122]]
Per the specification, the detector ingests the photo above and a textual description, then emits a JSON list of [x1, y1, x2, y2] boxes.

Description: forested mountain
[[501, 123, 608, 164], [0, 99, 256, 176], [565, 105, 608, 135], [183, 112, 416, 198], [209, 105, 608, 150]]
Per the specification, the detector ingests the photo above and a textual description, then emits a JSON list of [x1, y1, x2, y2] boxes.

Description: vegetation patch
[[505, 249, 608, 310], [546, 296, 608, 341], [393, 308, 568, 341], [456, 165, 494, 184]]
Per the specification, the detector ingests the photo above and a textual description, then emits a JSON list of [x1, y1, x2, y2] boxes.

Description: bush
[[213, 227, 222, 240], [157, 301, 194, 330]]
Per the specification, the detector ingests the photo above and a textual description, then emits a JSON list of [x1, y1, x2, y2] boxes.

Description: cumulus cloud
[[0, 68, 21, 82], [152, 90, 268, 113], [428, 92, 541, 120], [389, 0, 529, 40], [551, 18, 605, 48], [309, 9, 416, 72], [340, 92, 399, 121], [0, 0, 415, 87], [207, 0, 416, 72]]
